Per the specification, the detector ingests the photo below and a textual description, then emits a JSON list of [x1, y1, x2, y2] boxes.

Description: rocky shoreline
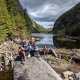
[[42, 48, 80, 80], [0, 41, 80, 80], [0, 41, 18, 80], [0, 41, 62, 80]]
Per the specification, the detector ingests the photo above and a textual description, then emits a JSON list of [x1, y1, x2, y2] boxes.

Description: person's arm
[[21, 47, 25, 51]]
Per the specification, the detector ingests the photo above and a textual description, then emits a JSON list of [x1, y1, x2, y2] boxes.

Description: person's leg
[[21, 51, 26, 64], [22, 51, 26, 60], [19, 51, 24, 64], [34, 51, 40, 58], [19, 51, 26, 64], [19, 51, 23, 60], [27, 51, 31, 58], [30, 50, 34, 57]]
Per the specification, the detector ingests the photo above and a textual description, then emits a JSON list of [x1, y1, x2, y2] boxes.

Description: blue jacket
[[20, 44, 30, 52]]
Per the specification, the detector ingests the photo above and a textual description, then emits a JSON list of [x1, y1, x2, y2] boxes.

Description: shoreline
[[42, 48, 80, 79], [0, 41, 80, 80]]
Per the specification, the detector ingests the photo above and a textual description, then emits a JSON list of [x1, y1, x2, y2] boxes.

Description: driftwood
[[70, 55, 80, 64], [39, 48, 58, 57], [50, 48, 58, 57]]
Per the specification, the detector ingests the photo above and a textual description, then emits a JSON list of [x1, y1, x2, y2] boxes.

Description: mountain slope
[[0, 0, 34, 43], [5, 0, 33, 37], [0, 0, 46, 44], [32, 21, 48, 33], [53, 2, 80, 37], [0, 0, 15, 43]]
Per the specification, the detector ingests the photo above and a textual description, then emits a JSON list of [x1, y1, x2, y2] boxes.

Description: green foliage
[[23, 9, 33, 33], [5, 0, 29, 37], [0, 0, 33, 44], [0, 0, 15, 43]]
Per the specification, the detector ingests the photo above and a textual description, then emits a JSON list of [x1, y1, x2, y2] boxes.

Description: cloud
[[19, 0, 80, 28]]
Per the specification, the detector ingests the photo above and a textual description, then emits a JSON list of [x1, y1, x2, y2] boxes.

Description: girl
[[30, 42, 40, 58]]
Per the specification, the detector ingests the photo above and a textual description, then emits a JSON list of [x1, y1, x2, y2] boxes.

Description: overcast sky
[[19, 0, 80, 28]]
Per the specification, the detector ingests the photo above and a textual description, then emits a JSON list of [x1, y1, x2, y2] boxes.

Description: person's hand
[[21, 47, 25, 51]]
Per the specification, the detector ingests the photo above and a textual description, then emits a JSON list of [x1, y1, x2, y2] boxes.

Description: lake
[[32, 33, 54, 48]]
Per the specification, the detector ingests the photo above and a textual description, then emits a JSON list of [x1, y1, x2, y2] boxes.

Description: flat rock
[[14, 57, 62, 80]]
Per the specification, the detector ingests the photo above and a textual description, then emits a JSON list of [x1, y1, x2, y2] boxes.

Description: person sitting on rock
[[30, 42, 40, 58], [21, 39, 31, 57], [18, 39, 31, 64], [18, 46, 26, 64]]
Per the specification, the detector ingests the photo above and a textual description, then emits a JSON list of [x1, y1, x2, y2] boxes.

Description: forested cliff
[[0, 0, 47, 44], [53, 2, 80, 37]]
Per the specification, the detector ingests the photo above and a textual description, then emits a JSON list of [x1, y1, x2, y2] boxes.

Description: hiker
[[21, 39, 31, 57], [18, 39, 31, 64], [30, 42, 40, 58], [18, 46, 26, 64]]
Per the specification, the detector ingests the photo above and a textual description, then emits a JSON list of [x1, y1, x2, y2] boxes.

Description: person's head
[[29, 36, 36, 44], [22, 40, 26, 45], [19, 46, 21, 49], [26, 39, 29, 44], [31, 37, 35, 42]]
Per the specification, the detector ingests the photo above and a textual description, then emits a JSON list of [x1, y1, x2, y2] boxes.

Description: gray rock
[[63, 71, 73, 78], [14, 57, 63, 80], [75, 72, 80, 80]]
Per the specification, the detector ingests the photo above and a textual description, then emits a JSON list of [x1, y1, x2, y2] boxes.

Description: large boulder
[[14, 57, 63, 80]]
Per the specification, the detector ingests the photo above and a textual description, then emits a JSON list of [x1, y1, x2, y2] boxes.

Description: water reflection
[[53, 36, 80, 49], [32, 33, 54, 48]]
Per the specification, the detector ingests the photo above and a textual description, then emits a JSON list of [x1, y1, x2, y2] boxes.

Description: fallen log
[[39, 48, 58, 57], [70, 55, 80, 64], [50, 48, 58, 57]]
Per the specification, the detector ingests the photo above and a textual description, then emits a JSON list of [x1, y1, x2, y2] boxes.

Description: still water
[[32, 33, 54, 48]]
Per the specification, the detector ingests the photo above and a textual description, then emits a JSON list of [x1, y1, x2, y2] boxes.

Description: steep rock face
[[53, 2, 80, 36]]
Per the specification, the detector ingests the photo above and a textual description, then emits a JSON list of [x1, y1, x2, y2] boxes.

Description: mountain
[[53, 2, 80, 37], [47, 28, 53, 33], [0, 0, 46, 44], [32, 21, 48, 33]]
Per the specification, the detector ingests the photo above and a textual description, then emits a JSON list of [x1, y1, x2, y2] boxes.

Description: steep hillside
[[0, 0, 47, 44], [0, 0, 34, 43], [53, 2, 80, 37], [32, 21, 49, 33], [47, 28, 53, 33]]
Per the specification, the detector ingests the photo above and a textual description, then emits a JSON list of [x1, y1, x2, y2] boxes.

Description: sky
[[19, 0, 80, 28]]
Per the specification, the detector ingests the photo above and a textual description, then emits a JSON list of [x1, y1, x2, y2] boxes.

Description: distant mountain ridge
[[32, 21, 49, 33], [53, 2, 80, 37]]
